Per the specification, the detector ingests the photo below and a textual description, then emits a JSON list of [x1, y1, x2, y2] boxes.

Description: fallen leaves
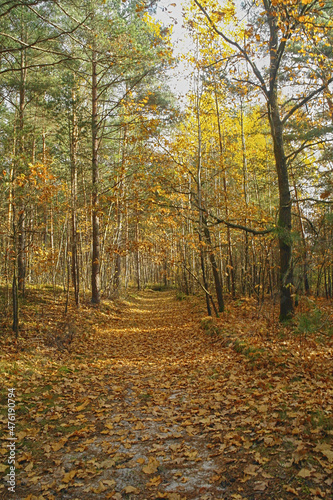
[[253, 481, 268, 491], [146, 475, 162, 487], [1, 290, 332, 499]]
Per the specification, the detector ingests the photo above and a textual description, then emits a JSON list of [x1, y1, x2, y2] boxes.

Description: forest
[[1, 0, 333, 323], [0, 0, 332, 499]]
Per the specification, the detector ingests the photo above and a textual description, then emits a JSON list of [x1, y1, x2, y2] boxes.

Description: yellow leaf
[[244, 464, 259, 476], [253, 481, 268, 491], [123, 485, 140, 494], [283, 485, 299, 495], [17, 431, 28, 441], [91, 481, 107, 493], [142, 456, 160, 474], [134, 422, 145, 430], [25, 462, 34, 472], [52, 437, 68, 452], [62, 470, 76, 483], [102, 479, 116, 487], [75, 399, 90, 412], [147, 475, 162, 486], [314, 443, 333, 463], [100, 458, 116, 468]]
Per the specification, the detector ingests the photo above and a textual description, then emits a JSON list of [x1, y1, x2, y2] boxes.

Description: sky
[[154, 0, 192, 99], [153, 0, 246, 100]]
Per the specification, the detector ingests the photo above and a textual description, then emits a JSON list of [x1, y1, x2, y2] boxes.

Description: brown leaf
[[253, 481, 268, 491], [314, 443, 333, 462], [297, 468, 312, 478], [52, 437, 68, 452]]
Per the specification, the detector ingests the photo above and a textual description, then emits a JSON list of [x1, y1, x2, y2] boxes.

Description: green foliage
[[295, 308, 323, 337], [145, 283, 170, 292], [176, 291, 187, 301], [233, 339, 265, 361], [310, 409, 333, 432], [200, 316, 220, 336]]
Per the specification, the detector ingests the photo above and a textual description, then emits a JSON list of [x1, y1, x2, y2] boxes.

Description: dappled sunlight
[[2, 290, 332, 499]]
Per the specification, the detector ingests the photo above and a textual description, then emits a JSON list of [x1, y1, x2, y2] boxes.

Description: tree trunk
[[70, 84, 80, 307], [291, 172, 310, 295], [196, 88, 213, 316], [17, 39, 27, 296], [203, 217, 224, 312], [240, 100, 249, 296], [91, 45, 100, 304], [266, 9, 294, 321], [213, 83, 235, 297], [268, 91, 293, 320]]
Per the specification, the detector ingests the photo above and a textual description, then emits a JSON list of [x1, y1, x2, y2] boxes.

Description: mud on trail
[[0, 290, 332, 499]]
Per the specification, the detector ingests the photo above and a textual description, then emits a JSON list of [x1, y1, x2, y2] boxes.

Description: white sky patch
[[154, 0, 191, 99], [154, 0, 246, 101]]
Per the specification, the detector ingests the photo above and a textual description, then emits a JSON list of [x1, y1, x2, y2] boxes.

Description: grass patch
[[310, 409, 333, 431], [200, 316, 221, 336], [176, 291, 187, 301], [58, 365, 73, 374], [232, 339, 265, 361]]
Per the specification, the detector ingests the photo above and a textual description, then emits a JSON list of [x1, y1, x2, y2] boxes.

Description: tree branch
[[282, 77, 333, 124], [204, 210, 274, 235], [193, 0, 269, 97]]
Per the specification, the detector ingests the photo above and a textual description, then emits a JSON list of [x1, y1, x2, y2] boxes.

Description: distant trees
[[0, 0, 174, 332], [0, 0, 332, 334], [191, 0, 333, 320]]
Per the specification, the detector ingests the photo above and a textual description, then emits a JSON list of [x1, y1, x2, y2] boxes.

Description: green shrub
[[296, 308, 323, 337], [176, 291, 187, 301], [200, 316, 221, 336]]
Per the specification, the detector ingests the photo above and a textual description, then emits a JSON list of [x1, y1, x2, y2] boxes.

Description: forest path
[[3, 291, 332, 500]]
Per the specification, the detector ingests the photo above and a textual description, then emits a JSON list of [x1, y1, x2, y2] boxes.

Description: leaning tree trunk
[[203, 216, 224, 312]]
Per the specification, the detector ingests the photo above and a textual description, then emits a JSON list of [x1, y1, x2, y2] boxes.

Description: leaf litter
[[0, 290, 332, 499]]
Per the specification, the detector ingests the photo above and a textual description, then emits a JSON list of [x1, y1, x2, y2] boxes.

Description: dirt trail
[[4, 291, 332, 499]]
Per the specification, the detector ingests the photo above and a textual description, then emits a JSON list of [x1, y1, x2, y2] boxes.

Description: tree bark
[[266, 6, 294, 320], [268, 91, 293, 320], [213, 83, 235, 298], [17, 33, 27, 296], [203, 216, 224, 312], [91, 45, 100, 304], [70, 84, 80, 306]]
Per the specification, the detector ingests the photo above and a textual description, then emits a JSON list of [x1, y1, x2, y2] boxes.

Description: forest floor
[[0, 288, 332, 500]]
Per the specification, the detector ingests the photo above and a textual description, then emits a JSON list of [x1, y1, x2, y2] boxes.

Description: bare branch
[[203, 209, 274, 235], [296, 197, 333, 205], [193, 0, 269, 97], [282, 77, 333, 124]]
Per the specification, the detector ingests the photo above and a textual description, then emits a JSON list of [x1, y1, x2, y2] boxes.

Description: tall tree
[[193, 0, 333, 320]]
